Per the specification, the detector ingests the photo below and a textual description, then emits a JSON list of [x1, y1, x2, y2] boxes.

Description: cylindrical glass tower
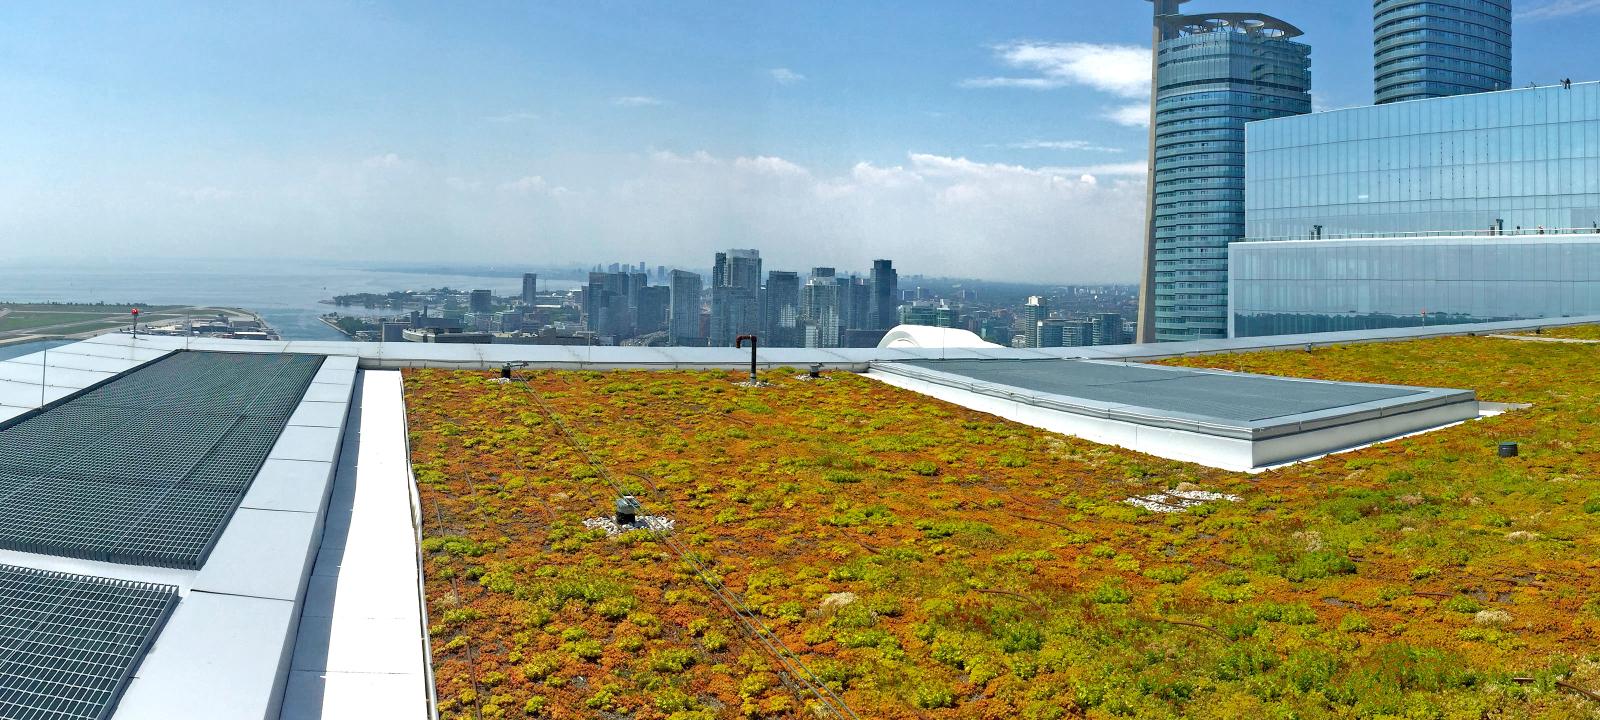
[[1374, 0, 1511, 105], [1148, 13, 1310, 342]]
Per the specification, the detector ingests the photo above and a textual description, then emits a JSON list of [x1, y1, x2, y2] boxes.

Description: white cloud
[[361, 152, 408, 169], [1102, 103, 1150, 128], [1006, 140, 1124, 153], [768, 68, 805, 85], [733, 155, 809, 177], [173, 186, 235, 202], [612, 95, 664, 107], [445, 177, 483, 193], [1517, 0, 1600, 19], [1042, 161, 1146, 177], [498, 175, 548, 193], [485, 111, 540, 123], [966, 42, 1152, 129], [963, 42, 1149, 97]]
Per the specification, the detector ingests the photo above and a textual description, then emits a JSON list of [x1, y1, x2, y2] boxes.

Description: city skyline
[[3, 1, 1597, 285]]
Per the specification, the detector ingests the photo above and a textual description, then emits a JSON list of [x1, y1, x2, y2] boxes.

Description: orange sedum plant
[[405, 335, 1600, 719]]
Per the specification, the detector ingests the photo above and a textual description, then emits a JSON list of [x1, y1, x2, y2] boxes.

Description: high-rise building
[[1063, 320, 1096, 347], [763, 271, 801, 348], [712, 250, 763, 293], [1091, 312, 1125, 346], [520, 273, 538, 305], [1020, 296, 1048, 348], [840, 276, 871, 331], [625, 272, 649, 336], [469, 289, 493, 314], [1374, 0, 1510, 105], [709, 249, 762, 346], [801, 268, 841, 348], [668, 270, 704, 346], [1037, 318, 1065, 348], [1137, 1, 1311, 343], [1234, 82, 1600, 338], [584, 273, 629, 338], [634, 285, 670, 335], [869, 259, 898, 329]]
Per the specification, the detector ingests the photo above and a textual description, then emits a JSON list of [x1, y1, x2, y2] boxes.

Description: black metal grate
[[0, 564, 177, 720], [0, 351, 325, 568]]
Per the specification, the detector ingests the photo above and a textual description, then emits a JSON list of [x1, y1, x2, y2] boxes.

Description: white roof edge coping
[[118, 358, 357, 719], [62, 313, 1600, 370], [280, 370, 430, 720], [0, 347, 175, 425]]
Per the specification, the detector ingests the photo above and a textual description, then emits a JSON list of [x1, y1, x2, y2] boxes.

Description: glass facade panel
[[1230, 236, 1600, 337], [1246, 83, 1600, 240]]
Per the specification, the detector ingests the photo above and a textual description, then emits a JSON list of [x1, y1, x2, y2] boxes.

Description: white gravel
[[583, 515, 675, 536], [1124, 489, 1240, 513]]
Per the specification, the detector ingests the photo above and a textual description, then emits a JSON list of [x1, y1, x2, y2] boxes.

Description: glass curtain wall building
[[1374, 0, 1511, 105], [1246, 83, 1600, 239], [1137, 1, 1311, 342], [1234, 83, 1600, 337]]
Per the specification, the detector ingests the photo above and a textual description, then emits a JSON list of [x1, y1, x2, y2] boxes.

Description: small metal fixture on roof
[[615, 495, 641, 525], [734, 334, 768, 387], [809, 363, 822, 379], [498, 361, 531, 382], [1498, 442, 1519, 458], [584, 498, 673, 536]]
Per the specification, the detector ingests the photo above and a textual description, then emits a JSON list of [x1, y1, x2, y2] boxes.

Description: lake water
[[0, 339, 73, 362], [0, 259, 578, 341]]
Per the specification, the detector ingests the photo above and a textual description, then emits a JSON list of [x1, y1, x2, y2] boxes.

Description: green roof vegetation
[[405, 332, 1600, 719]]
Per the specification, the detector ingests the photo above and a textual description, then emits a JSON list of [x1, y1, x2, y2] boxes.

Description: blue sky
[[2, 1, 1596, 282]]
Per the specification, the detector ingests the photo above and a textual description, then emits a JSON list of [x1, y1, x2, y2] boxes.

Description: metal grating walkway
[[0, 351, 324, 568], [0, 564, 177, 720]]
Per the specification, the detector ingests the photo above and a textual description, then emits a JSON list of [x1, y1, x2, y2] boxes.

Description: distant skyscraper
[[709, 249, 762, 346], [1091, 312, 1125, 346], [1037, 318, 1065, 348], [840, 276, 871, 331], [1136, 1, 1311, 342], [635, 285, 670, 335], [801, 268, 842, 348], [1020, 296, 1048, 348], [625, 272, 649, 336], [520, 273, 537, 305], [584, 272, 629, 338], [469, 289, 493, 314], [1374, 0, 1510, 105], [763, 271, 801, 348], [869, 259, 898, 329], [668, 270, 704, 346], [1063, 320, 1096, 347]]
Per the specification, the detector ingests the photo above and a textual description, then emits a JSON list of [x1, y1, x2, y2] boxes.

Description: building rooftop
[[403, 331, 1600, 718], [0, 318, 1598, 718]]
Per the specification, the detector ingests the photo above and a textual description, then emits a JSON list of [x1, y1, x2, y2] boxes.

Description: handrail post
[[735, 334, 758, 385]]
